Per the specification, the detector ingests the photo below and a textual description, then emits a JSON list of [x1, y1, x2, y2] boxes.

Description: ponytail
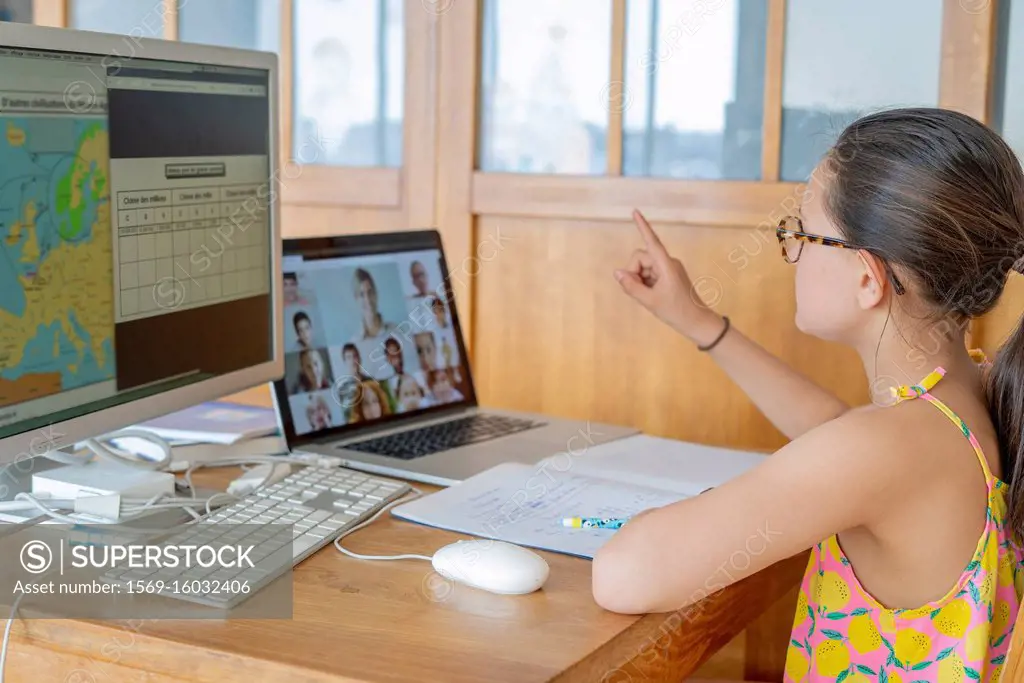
[[988, 317, 1024, 538]]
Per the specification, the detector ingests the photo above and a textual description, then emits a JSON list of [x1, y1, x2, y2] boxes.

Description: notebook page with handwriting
[[391, 461, 686, 559]]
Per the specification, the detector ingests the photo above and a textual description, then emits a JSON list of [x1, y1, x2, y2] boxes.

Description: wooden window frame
[[278, 0, 405, 210], [466, 0, 998, 228], [31, 0, 64, 26]]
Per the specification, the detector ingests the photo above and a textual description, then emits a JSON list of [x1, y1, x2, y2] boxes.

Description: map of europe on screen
[[0, 116, 115, 409]]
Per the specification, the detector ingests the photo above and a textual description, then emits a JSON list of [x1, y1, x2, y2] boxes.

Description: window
[[779, 0, 942, 181], [623, 0, 767, 180], [292, 0, 404, 167], [178, 0, 280, 52], [70, 0, 165, 37], [478, 0, 612, 174], [0, 0, 31, 23], [994, 0, 1024, 157]]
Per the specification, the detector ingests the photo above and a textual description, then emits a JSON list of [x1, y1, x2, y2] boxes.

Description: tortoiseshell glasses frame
[[776, 216, 906, 295]]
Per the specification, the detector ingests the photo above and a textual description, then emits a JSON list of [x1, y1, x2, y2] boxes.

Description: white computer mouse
[[431, 539, 549, 595]]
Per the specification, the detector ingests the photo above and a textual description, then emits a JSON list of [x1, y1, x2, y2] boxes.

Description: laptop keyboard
[[342, 415, 545, 460]]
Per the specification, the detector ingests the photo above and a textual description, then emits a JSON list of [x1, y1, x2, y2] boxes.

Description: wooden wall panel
[[471, 217, 866, 451], [280, 205, 407, 238], [435, 0, 480, 355], [977, 273, 1024, 352], [939, 0, 998, 121]]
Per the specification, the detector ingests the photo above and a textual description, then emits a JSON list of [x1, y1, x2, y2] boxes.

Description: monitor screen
[[0, 44, 275, 443], [280, 247, 472, 438]]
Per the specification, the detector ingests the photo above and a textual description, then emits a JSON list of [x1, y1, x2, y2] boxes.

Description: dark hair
[[824, 107, 1024, 535], [352, 268, 375, 294], [293, 311, 310, 332], [341, 342, 360, 360], [385, 337, 400, 352], [284, 272, 297, 283]]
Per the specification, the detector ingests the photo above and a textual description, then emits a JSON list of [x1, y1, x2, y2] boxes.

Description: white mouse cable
[[0, 592, 24, 683], [333, 487, 434, 562]]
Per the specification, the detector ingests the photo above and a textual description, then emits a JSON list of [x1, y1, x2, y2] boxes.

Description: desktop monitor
[[0, 24, 283, 465]]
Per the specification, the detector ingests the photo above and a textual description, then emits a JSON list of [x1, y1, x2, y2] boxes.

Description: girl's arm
[[699, 320, 851, 439], [617, 210, 849, 439], [591, 410, 899, 614]]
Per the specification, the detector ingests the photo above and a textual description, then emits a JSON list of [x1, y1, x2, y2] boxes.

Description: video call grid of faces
[[283, 250, 471, 436]]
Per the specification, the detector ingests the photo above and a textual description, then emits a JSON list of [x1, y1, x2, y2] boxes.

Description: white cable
[[181, 457, 297, 496], [44, 429, 173, 471], [8, 492, 220, 525], [333, 487, 434, 562], [12, 493, 83, 525], [0, 498, 76, 513], [203, 492, 238, 516], [81, 429, 173, 471], [0, 593, 24, 683]]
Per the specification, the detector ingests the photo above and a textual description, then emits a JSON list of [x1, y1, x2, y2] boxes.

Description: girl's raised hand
[[614, 210, 722, 342]]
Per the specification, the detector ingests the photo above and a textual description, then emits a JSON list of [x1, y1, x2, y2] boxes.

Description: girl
[[296, 349, 331, 393], [594, 108, 1024, 681], [347, 380, 392, 423], [395, 373, 428, 412]]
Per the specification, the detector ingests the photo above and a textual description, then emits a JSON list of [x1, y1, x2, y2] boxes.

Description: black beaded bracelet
[[697, 316, 730, 352]]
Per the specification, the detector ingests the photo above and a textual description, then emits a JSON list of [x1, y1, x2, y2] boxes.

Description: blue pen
[[562, 516, 627, 530]]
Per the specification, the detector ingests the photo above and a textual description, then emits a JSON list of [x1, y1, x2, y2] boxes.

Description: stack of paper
[[126, 401, 287, 464]]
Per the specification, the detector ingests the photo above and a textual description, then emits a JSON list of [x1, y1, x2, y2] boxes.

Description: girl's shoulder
[[782, 399, 948, 481], [812, 385, 995, 483]]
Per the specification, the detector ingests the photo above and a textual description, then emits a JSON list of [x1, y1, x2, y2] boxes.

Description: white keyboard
[[101, 466, 411, 609]]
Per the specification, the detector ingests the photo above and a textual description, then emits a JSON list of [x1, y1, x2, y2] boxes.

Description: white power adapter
[[33, 462, 175, 502]]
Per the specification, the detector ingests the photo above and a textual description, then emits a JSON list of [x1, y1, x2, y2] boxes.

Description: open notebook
[[391, 435, 768, 559]]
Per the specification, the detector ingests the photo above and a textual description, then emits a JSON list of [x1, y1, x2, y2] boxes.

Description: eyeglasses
[[776, 216, 906, 295]]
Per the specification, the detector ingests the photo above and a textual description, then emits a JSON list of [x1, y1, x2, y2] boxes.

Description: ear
[[855, 251, 888, 309]]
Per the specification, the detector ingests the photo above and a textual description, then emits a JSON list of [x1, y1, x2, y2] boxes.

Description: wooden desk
[[6, 387, 806, 682]]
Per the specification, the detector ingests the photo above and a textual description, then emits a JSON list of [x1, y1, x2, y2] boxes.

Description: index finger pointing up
[[632, 209, 668, 260]]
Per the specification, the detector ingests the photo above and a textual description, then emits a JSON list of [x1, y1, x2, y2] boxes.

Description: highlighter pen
[[562, 517, 627, 530]]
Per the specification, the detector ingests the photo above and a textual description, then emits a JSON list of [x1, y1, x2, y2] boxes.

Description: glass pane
[[994, 0, 1024, 156], [623, 0, 766, 180], [293, 0, 404, 167], [0, 0, 32, 23], [780, 0, 942, 181], [179, 0, 280, 52], [478, 0, 611, 174], [71, 0, 165, 37]]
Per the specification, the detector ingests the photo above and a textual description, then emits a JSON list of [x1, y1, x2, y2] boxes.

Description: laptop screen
[[278, 236, 474, 440]]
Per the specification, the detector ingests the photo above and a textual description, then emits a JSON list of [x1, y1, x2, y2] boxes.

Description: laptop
[[272, 230, 638, 486]]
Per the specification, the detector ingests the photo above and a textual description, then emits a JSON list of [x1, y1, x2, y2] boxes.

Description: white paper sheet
[[392, 462, 686, 559]]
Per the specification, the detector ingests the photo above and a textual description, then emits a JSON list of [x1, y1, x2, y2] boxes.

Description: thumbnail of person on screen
[[340, 343, 372, 381], [429, 296, 449, 328], [414, 329, 463, 388], [426, 297, 460, 369], [293, 311, 314, 350], [284, 272, 312, 306], [347, 380, 393, 423], [384, 337, 404, 375], [294, 349, 332, 393], [306, 393, 333, 430], [395, 373, 429, 412], [378, 337, 405, 410], [414, 331, 439, 376], [351, 268, 399, 341], [336, 343, 374, 410], [408, 260, 431, 300], [426, 369, 464, 404]]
